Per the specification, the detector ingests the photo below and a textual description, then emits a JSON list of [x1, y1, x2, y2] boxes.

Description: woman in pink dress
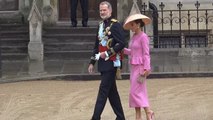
[[123, 14, 154, 120]]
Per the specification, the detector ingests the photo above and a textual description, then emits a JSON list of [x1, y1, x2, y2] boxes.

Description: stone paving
[[0, 52, 213, 83], [0, 77, 213, 120]]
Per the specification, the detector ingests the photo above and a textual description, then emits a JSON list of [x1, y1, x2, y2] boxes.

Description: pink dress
[[124, 32, 151, 108]]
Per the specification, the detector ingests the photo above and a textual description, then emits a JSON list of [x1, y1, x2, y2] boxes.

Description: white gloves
[[95, 52, 109, 61], [95, 52, 101, 60]]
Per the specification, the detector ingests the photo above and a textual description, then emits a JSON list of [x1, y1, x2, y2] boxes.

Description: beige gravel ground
[[0, 77, 213, 120]]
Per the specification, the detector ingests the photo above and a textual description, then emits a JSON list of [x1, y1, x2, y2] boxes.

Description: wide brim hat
[[123, 14, 151, 30]]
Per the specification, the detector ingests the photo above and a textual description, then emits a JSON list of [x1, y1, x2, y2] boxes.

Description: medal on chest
[[98, 22, 113, 47]]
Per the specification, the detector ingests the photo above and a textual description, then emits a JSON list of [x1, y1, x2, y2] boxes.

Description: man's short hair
[[100, 1, 112, 11]]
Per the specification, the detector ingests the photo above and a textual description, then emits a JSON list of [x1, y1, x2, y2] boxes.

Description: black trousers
[[70, 0, 88, 25], [91, 70, 125, 120]]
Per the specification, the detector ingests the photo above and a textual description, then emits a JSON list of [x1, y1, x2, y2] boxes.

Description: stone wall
[[42, 0, 58, 26], [0, 0, 18, 11], [117, 0, 132, 23]]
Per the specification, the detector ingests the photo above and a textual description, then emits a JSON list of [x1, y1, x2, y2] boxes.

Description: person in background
[[70, 0, 88, 27], [88, 1, 126, 120], [123, 13, 155, 120]]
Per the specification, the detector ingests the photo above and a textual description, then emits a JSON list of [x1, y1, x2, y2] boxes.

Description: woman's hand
[[143, 70, 150, 77], [137, 74, 146, 83]]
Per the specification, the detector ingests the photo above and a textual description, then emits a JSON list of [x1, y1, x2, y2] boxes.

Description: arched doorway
[[59, 0, 117, 21]]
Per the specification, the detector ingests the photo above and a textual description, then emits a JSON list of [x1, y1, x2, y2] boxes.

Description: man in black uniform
[[70, 0, 88, 27], [88, 1, 126, 120]]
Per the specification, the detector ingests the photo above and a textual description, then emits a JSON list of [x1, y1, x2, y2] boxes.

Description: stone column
[[208, 30, 213, 55], [181, 33, 185, 48], [209, 30, 213, 48], [28, 60, 45, 76], [28, 2, 43, 61]]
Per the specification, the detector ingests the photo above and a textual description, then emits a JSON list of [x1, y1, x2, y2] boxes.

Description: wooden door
[[59, 0, 117, 21]]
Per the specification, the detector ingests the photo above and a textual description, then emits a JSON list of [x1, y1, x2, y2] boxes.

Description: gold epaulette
[[111, 19, 118, 23]]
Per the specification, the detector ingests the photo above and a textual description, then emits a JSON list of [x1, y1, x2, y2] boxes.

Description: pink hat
[[123, 14, 151, 30]]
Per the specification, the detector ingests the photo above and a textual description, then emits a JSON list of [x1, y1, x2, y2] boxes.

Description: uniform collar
[[103, 16, 113, 24]]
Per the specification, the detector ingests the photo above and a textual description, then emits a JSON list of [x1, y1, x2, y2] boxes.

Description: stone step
[[43, 26, 98, 60], [1, 38, 29, 46], [44, 51, 92, 60], [1, 37, 29, 41], [44, 42, 94, 51], [0, 23, 29, 61], [1, 46, 28, 53], [2, 53, 28, 61], [0, 24, 28, 31], [0, 11, 24, 24], [1, 30, 29, 37], [56, 20, 99, 27], [43, 26, 97, 35], [43, 34, 96, 43]]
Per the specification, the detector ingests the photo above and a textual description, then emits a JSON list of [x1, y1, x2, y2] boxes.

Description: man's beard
[[100, 14, 110, 20]]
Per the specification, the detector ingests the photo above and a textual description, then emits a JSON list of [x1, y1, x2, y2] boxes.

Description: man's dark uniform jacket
[[89, 17, 125, 72]]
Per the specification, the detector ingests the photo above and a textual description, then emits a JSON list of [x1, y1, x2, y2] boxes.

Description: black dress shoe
[[71, 23, 77, 27], [82, 24, 88, 27]]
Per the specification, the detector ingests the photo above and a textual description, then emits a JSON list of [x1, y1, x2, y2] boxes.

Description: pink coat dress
[[124, 32, 151, 108]]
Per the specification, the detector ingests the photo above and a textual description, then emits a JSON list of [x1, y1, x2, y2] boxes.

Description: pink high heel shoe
[[147, 111, 155, 120]]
